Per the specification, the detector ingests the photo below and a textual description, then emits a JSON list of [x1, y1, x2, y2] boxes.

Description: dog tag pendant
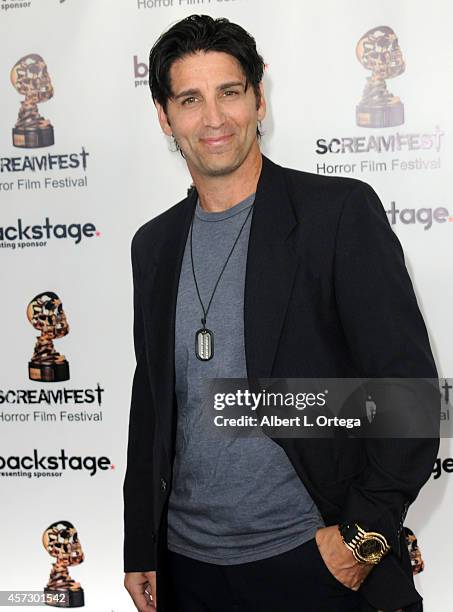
[[195, 327, 214, 361]]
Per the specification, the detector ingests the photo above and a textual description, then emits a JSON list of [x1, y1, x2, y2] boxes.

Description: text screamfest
[[0, 384, 104, 405], [0, 148, 89, 173], [315, 128, 444, 155]]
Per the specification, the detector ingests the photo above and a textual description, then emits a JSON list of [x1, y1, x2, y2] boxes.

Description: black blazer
[[123, 155, 439, 611]]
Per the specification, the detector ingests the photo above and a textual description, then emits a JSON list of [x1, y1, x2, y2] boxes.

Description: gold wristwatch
[[338, 522, 390, 565]]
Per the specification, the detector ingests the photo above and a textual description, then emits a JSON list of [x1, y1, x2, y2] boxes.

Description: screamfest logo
[[0, 217, 100, 251], [315, 129, 444, 176], [0, 449, 114, 478], [315, 25, 444, 176], [2, 52, 90, 193], [0, 148, 89, 193], [0, 290, 105, 423], [0, 383, 105, 423]]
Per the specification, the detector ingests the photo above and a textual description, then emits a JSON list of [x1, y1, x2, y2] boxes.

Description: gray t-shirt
[[167, 192, 324, 564]]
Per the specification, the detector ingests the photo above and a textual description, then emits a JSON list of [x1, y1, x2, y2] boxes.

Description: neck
[[189, 145, 262, 212]]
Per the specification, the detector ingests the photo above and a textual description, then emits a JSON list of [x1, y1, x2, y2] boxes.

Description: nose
[[202, 96, 225, 129]]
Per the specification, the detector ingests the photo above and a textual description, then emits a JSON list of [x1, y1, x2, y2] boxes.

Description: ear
[[155, 101, 173, 137], [256, 81, 266, 122]]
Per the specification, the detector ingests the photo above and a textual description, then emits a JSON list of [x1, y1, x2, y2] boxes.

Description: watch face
[[359, 538, 383, 558]]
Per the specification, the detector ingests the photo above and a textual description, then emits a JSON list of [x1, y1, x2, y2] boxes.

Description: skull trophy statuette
[[356, 26, 406, 128], [10, 53, 55, 148], [27, 291, 70, 382], [42, 521, 85, 608]]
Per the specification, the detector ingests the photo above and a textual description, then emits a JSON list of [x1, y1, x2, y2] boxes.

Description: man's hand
[[124, 571, 157, 611], [315, 525, 374, 591]]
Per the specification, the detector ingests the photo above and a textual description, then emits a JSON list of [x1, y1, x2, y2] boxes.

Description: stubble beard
[[188, 136, 256, 178]]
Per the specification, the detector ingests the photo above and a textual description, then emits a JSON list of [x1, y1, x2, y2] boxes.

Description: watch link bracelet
[[338, 522, 391, 565]]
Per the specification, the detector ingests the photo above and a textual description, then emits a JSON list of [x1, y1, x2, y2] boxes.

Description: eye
[[223, 89, 239, 97], [181, 96, 197, 106]]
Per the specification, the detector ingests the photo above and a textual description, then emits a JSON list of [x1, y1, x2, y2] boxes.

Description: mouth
[[199, 134, 233, 148]]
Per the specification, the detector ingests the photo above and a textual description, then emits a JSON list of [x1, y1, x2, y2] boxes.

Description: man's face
[[156, 51, 266, 178]]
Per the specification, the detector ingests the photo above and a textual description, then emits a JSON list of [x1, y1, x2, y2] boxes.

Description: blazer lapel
[[142, 186, 197, 461], [244, 155, 299, 378]]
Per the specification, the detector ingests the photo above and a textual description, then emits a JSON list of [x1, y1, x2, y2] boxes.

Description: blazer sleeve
[[334, 181, 440, 552], [123, 233, 158, 572]]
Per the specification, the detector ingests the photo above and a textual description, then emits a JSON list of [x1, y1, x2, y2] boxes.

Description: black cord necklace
[[190, 200, 254, 361]]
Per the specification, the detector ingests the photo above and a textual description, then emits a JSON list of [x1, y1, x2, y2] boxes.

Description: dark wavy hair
[[148, 14, 265, 138]]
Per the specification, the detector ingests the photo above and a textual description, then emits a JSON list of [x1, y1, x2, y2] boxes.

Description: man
[[123, 14, 438, 612]]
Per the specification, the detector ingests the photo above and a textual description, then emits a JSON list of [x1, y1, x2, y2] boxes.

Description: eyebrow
[[172, 81, 246, 100]]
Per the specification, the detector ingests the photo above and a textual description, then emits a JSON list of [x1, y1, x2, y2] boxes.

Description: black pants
[[166, 537, 363, 612]]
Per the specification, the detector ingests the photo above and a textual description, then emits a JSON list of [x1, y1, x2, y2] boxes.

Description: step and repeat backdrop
[[1, 0, 452, 610]]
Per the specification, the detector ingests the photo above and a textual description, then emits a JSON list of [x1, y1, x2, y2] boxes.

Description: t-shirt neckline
[[195, 193, 256, 222]]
